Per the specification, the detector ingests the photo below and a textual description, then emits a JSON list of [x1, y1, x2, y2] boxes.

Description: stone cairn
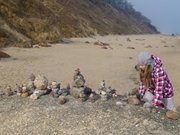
[[0, 71, 180, 120], [30, 74, 48, 100], [98, 80, 117, 101], [50, 81, 69, 98], [70, 68, 91, 102]]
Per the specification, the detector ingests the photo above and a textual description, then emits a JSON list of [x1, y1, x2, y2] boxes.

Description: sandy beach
[[1, 34, 180, 107]]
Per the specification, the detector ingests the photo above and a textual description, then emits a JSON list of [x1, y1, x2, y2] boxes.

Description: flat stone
[[142, 119, 149, 126], [166, 110, 179, 120]]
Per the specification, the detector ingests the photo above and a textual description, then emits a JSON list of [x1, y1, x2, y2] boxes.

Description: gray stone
[[30, 89, 47, 100], [72, 68, 86, 88], [34, 75, 48, 90], [26, 81, 35, 94]]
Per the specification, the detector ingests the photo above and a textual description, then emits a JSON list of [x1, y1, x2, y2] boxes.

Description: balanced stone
[[72, 68, 85, 88], [34, 75, 48, 90]]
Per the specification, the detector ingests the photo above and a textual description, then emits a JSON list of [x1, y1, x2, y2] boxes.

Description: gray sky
[[127, 0, 180, 34]]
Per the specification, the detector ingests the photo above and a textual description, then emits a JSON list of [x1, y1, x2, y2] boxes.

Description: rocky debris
[[0, 50, 10, 58], [14, 41, 32, 48], [94, 41, 110, 46], [38, 42, 51, 47], [33, 45, 40, 48], [94, 41, 113, 49], [85, 41, 90, 44], [127, 46, 135, 49]]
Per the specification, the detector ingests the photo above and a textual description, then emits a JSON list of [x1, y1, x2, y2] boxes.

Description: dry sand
[[1, 34, 180, 107]]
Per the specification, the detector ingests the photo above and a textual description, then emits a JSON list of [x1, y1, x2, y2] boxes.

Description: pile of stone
[[29, 74, 48, 100], [0, 68, 179, 120], [0, 73, 49, 100], [98, 80, 117, 101], [49, 81, 69, 98], [70, 68, 92, 102]]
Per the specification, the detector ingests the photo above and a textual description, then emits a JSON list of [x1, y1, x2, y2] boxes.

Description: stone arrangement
[[30, 74, 48, 100], [71, 68, 91, 102], [98, 80, 117, 101], [0, 68, 179, 120]]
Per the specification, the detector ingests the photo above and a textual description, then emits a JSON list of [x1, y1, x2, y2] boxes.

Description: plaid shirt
[[138, 55, 174, 107]]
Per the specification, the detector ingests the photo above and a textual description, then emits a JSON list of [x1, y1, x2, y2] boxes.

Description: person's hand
[[150, 101, 156, 107]]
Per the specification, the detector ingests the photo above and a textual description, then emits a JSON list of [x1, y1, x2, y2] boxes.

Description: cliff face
[[0, 0, 159, 47]]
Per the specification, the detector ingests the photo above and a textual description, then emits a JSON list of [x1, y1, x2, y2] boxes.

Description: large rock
[[34, 75, 48, 90], [0, 50, 10, 58]]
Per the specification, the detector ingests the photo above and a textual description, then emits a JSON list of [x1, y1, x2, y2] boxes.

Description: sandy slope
[[0, 34, 180, 107]]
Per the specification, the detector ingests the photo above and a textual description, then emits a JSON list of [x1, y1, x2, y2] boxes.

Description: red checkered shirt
[[138, 55, 174, 107]]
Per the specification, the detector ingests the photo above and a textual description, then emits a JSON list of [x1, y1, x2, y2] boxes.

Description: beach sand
[[1, 34, 180, 107]]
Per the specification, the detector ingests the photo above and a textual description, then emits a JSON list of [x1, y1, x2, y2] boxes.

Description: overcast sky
[[127, 0, 180, 34]]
